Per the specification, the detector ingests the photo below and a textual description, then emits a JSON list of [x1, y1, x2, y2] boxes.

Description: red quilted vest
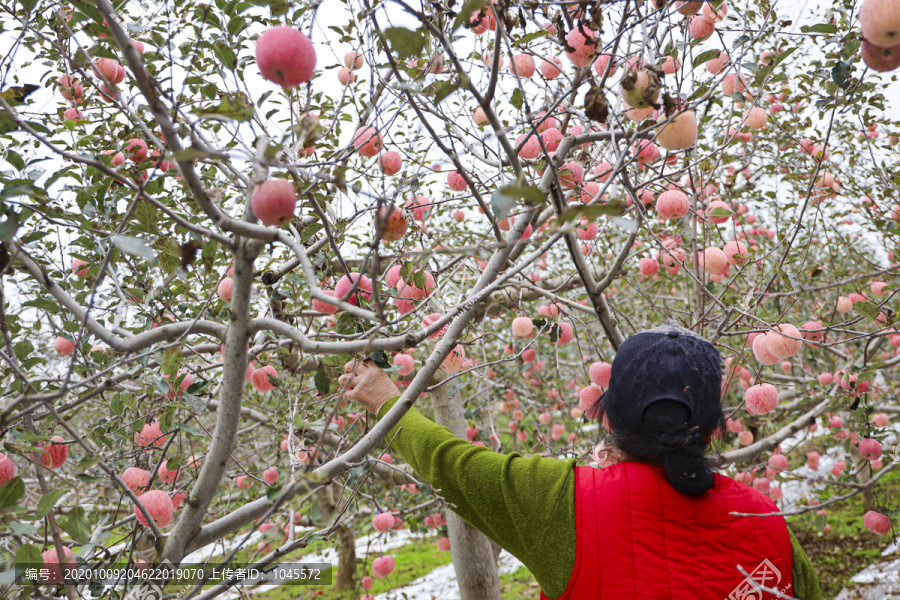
[[542, 462, 793, 600]]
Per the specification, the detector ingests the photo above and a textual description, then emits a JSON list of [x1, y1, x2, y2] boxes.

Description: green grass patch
[[789, 468, 899, 599], [500, 565, 541, 599]]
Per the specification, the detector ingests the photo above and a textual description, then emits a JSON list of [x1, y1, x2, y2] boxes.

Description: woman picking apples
[[339, 320, 822, 599]]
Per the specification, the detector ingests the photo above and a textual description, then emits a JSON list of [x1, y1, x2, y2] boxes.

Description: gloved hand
[[337, 359, 401, 414]]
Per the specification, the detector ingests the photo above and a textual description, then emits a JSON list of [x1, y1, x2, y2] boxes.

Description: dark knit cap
[[603, 319, 724, 436], [595, 319, 725, 496]]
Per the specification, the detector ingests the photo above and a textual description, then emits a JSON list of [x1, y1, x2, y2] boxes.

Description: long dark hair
[[594, 398, 725, 496]]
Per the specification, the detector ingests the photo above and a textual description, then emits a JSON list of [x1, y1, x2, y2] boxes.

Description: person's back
[[555, 461, 793, 599], [339, 320, 823, 599]]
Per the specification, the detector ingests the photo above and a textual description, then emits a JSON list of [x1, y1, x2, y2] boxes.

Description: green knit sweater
[[376, 397, 823, 599]]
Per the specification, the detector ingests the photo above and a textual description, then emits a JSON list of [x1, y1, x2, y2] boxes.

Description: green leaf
[[853, 300, 881, 322], [382, 27, 426, 59], [693, 49, 722, 68], [14, 543, 42, 568], [315, 363, 331, 395], [265, 483, 283, 500], [59, 507, 91, 543], [510, 88, 523, 110], [156, 238, 182, 275], [160, 347, 184, 378], [367, 350, 390, 370], [800, 23, 838, 34], [133, 202, 159, 235], [491, 181, 544, 223], [0, 476, 25, 508], [35, 488, 66, 519], [111, 234, 157, 264], [22, 299, 60, 313], [190, 91, 255, 122], [709, 207, 733, 218], [412, 269, 426, 290], [431, 79, 459, 104], [559, 201, 627, 223], [831, 60, 852, 90], [515, 30, 549, 48], [7, 521, 37, 536]]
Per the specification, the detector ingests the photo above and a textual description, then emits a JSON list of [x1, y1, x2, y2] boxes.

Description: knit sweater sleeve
[[788, 525, 823, 599], [376, 396, 578, 598]]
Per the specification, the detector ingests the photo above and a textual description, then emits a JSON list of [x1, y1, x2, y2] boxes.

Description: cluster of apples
[[860, 0, 900, 71]]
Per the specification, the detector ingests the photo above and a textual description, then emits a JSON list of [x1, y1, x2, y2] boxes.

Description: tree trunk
[[334, 524, 357, 590], [430, 371, 503, 600]]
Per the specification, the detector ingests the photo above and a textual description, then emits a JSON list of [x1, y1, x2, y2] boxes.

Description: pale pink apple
[[421, 313, 448, 339], [860, 0, 900, 48], [122, 467, 152, 496], [765, 324, 802, 359], [335, 273, 373, 305], [312, 289, 339, 314], [344, 51, 364, 69], [859, 438, 883, 461], [39, 436, 68, 469], [372, 555, 395, 578], [742, 107, 767, 129], [447, 171, 467, 191], [542, 128, 563, 152], [42, 546, 76, 583], [864, 510, 892, 535], [157, 461, 181, 484], [93, 58, 126, 84], [701, 1, 727, 23], [656, 190, 690, 219], [473, 107, 489, 126], [836, 296, 853, 313], [0, 452, 15, 486], [706, 51, 728, 74], [352, 126, 383, 157], [589, 361, 612, 387], [373, 513, 395, 532], [135, 489, 174, 527], [134, 421, 166, 450], [801, 321, 825, 344], [515, 134, 541, 159], [337, 67, 354, 85], [263, 467, 279, 485], [721, 73, 747, 96], [639, 257, 660, 276], [252, 365, 278, 393], [862, 39, 900, 72], [751, 333, 780, 365], [378, 150, 402, 175], [633, 140, 660, 166], [404, 195, 432, 221], [553, 322, 574, 345], [738, 431, 754, 445], [564, 26, 599, 67], [252, 179, 296, 226], [54, 336, 75, 356], [256, 27, 316, 87], [698, 247, 728, 275], [871, 281, 887, 296], [541, 56, 563, 79], [509, 54, 536, 77], [217, 277, 233, 302], [873, 413, 890, 427], [377, 205, 408, 242], [689, 15, 715, 40], [393, 353, 414, 376], [593, 54, 617, 77], [559, 162, 584, 188], [511, 317, 534, 338], [656, 109, 698, 150], [722, 240, 749, 267]]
